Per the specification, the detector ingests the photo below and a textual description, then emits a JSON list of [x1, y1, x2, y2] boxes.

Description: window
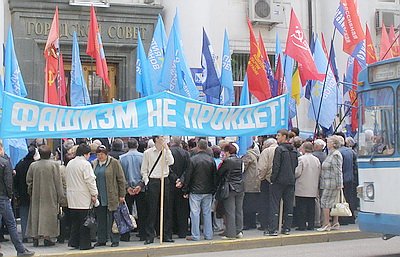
[[231, 52, 275, 81], [358, 87, 394, 156]]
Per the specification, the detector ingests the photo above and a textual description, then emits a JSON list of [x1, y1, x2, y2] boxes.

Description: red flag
[[258, 32, 268, 63], [350, 59, 361, 131], [274, 55, 284, 96], [285, 9, 324, 82], [340, 0, 365, 55], [380, 23, 393, 60], [365, 24, 377, 64], [59, 53, 67, 106], [87, 5, 111, 87], [44, 6, 59, 55], [389, 25, 399, 57], [44, 7, 60, 105], [44, 54, 59, 105], [246, 20, 271, 101]]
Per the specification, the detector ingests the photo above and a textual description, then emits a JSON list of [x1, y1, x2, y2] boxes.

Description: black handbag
[[83, 208, 96, 229], [215, 178, 230, 201]]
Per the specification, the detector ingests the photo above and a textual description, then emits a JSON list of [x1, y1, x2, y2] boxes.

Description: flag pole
[[313, 28, 337, 139], [159, 144, 165, 245]]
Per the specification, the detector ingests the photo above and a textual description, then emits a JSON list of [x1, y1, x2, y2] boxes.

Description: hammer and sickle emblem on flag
[[48, 70, 56, 85]]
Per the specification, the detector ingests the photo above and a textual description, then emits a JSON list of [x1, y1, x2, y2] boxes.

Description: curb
[[30, 229, 378, 257]]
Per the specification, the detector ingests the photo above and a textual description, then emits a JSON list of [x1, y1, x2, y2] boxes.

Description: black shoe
[[281, 229, 290, 235], [144, 239, 154, 245], [295, 228, 306, 231], [80, 246, 94, 250], [307, 227, 314, 231], [0, 252, 3, 257], [17, 249, 35, 256], [111, 242, 119, 247], [44, 239, 55, 246], [267, 231, 278, 236], [56, 239, 64, 244], [139, 237, 146, 241], [120, 237, 130, 242], [162, 238, 175, 243], [94, 242, 106, 247], [33, 239, 39, 247]]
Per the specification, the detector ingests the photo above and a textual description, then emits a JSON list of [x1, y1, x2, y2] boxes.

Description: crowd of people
[[0, 128, 359, 255]]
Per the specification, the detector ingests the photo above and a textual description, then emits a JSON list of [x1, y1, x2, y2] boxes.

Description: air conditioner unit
[[375, 9, 400, 30], [249, 0, 285, 25]]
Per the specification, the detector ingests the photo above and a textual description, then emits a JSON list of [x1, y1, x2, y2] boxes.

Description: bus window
[[358, 87, 394, 157]]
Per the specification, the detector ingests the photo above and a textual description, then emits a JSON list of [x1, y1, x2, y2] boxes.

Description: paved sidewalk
[[0, 225, 378, 257]]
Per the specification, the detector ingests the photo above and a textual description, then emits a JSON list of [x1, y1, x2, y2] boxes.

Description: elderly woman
[[216, 143, 244, 239], [93, 145, 126, 247], [317, 135, 343, 232]]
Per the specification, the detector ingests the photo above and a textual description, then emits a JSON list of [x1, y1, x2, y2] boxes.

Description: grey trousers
[[222, 191, 244, 238]]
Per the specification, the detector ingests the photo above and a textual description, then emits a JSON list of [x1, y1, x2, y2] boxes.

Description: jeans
[[0, 198, 25, 253], [189, 194, 213, 240], [19, 204, 29, 240]]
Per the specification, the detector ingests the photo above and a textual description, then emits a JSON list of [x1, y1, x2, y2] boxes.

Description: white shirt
[[141, 146, 174, 185]]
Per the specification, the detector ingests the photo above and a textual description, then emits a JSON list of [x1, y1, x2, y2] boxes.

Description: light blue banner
[[0, 91, 288, 139]]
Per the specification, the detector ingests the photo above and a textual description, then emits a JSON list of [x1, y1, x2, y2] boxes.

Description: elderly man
[[294, 142, 321, 231], [140, 136, 174, 245], [258, 138, 278, 233], [27, 145, 65, 247], [119, 138, 146, 241]]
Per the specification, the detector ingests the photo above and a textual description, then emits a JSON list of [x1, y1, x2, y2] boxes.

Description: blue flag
[[305, 33, 316, 100], [71, 32, 91, 106], [220, 29, 234, 105], [308, 38, 343, 129], [4, 27, 28, 168], [4, 27, 27, 98], [329, 42, 340, 82], [238, 75, 252, 156], [201, 28, 221, 100], [136, 32, 153, 97], [351, 40, 366, 70], [148, 14, 167, 93], [159, 12, 199, 99]]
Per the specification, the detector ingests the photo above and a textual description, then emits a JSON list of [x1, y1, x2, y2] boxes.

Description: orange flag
[[365, 24, 377, 64], [44, 6, 60, 105], [389, 25, 399, 57], [87, 5, 111, 87], [246, 20, 271, 101], [285, 9, 324, 82], [380, 23, 393, 60]]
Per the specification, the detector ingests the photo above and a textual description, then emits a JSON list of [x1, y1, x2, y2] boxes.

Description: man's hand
[[176, 179, 183, 188], [127, 187, 135, 195], [183, 194, 189, 199], [132, 186, 142, 195], [91, 195, 97, 204], [119, 197, 125, 204]]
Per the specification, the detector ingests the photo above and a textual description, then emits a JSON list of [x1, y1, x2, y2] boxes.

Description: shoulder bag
[[330, 189, 352, 217]]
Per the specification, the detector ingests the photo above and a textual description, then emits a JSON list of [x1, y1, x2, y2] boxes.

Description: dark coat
[[170, 145, 190, 184], [14, 157, 35, 206], [216, 155, 244, 193], [0, 155, 13, 199], [271, 143, 298, 185], [183, 151, 216, 194]]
